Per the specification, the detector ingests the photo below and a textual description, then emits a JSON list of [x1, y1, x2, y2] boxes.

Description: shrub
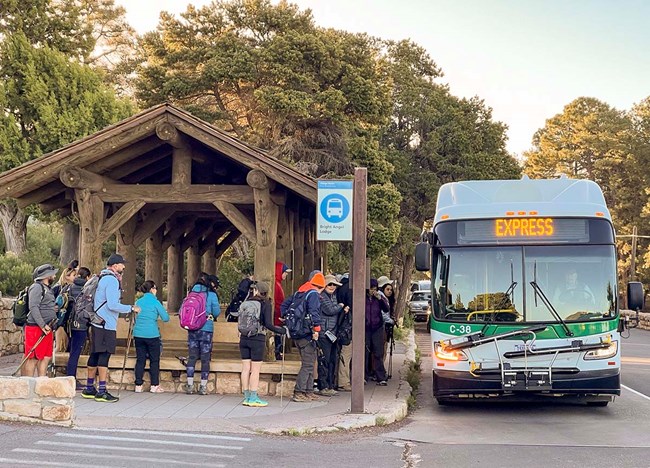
[[0, 253, 34, 296]]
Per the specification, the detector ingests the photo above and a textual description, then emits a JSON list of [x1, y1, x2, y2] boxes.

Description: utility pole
[[631, 225, 638, 281]]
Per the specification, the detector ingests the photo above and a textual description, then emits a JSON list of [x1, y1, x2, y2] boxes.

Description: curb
[[260, 329, 417, 435]]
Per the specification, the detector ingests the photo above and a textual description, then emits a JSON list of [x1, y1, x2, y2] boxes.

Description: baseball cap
[[282, 264, 292, 274], [107, 253, 128, 266]]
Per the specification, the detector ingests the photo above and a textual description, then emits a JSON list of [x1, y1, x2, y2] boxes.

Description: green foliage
[[23, 220, 62, 267], [0, 253, 33, 296], [216, 246, 254, 304]]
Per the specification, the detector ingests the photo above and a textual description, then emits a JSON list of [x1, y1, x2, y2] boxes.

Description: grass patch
[[407, 395, 417, 411], [285, 428, 301, 436], [375, 416, 387, 426], [405, 349, 422, 411]]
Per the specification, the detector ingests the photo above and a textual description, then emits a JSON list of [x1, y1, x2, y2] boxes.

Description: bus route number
[[450, 324, 473, 334]]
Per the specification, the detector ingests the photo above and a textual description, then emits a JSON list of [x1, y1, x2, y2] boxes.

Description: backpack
[[237, 300, 264, 337], [12, 283, 45, 327], [179, 290, 208, 331], [283, 290, 317, 339], [70, 274, 109, 331], [336, 309, 352, 346], [226, 278, 254, 322]]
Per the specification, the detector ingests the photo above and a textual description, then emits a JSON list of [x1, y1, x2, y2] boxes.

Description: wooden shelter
[[0, 104, 324, 309]]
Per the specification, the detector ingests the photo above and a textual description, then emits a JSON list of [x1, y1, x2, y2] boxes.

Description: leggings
[[67, 329, 87, 378], [187, 330, 213, 381]]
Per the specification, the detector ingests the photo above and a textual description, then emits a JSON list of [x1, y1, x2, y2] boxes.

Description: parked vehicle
[[408, 290, 432, 322], [410, 280, 431, 292]]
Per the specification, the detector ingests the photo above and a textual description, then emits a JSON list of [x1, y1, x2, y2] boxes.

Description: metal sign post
[[351, 168, 367, 414]]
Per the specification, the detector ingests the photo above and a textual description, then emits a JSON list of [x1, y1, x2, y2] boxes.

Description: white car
[[326, 199, 344, 218]]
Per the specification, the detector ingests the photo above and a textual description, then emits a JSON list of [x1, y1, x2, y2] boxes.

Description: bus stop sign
[[317, 180, 353, 241]]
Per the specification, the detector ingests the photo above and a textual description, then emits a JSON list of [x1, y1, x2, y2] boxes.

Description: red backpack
[[179, 290, 208, 330]]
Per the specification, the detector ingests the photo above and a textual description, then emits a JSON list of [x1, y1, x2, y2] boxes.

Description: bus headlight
[[434, 342, 469, 361], [583, 340, 618, 360]]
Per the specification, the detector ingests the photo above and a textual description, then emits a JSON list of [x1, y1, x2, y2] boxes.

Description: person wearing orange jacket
[[273, 262, 291, 359]]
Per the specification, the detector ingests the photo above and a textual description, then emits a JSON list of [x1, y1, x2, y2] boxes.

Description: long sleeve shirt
[[191, 284, 220, 333], [26, 281, 56, 328], [94, 269, 132, 331], [133, 292, 170, 338]]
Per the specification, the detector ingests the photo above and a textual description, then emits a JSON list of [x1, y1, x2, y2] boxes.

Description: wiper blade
[[443, 325, 548, 351], [529, 281, 574, 337], [479, 278, 518, 335]]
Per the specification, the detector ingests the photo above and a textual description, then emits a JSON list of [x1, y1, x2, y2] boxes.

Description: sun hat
[[324, 274, 342, 287], [33, 264, 59, 281]]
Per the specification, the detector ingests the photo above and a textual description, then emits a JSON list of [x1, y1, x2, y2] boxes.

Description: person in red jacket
[[273, 262, 292, 359]]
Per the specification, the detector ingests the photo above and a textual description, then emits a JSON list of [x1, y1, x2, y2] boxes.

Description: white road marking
[[12, 448, 224, 467], [73, 426, 251, 441], [54, 432, 243, 450], [0, 457, 112, 467], [622, 384, 650, 402], [35, 441, 236, 458]]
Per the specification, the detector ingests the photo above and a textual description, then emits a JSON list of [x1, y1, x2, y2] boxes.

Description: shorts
[[24, 325, 53, 360], [239, 335, 265, 362], [90, 326, 117, 355]]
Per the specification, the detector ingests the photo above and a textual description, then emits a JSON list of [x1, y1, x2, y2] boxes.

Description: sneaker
[[150, 385, 164, 393], [198, 385, 208, 395], [94, 391, 119, 403], [292, 392, 310, 402], [135, 385, 143, 393], [81, 387, 97, 399], [377, 380, 388, 386], [183, 383, 194, 395], [319, 388, 336, 397], [248, 395, 268, 407], [305, 392, 321, 401], [338, 385, 352, 392]]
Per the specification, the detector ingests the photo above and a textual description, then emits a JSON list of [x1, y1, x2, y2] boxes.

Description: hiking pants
[[134, 337, 162, 386], [67, 329, 87, 378], [187, 330, 213, 381], [338, 343, 352, 388], [295, 338, 317, 393], [365, 327, 387, 382], [317, 336, 338, 390]]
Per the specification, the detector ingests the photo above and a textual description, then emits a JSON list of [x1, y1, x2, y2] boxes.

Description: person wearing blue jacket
[[184, 273, 220, 395], [133, 280, 170, 393]]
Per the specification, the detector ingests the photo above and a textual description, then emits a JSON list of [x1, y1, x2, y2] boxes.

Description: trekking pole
[[387, 332, 394, 379], [48, 329, 57, 378], [118, 315, 135, 396], [14, 319, 57, 376], [280, 334, 286, 405]]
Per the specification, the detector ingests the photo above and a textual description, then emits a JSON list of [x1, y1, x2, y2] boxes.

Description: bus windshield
[[433, 245, 617, 323]]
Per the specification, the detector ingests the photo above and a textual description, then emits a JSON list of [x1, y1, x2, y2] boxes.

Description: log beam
[[215, 230, 241, 259], [133, 207, 176, 247], [213, 201, 256, 242], [98, 201, 146, 243], [198, 225, 230, 256], [98, 184, 256, 204], [61, 167, 122, 192], [180, 220, 214, 252], [161, 217, 195, 251]]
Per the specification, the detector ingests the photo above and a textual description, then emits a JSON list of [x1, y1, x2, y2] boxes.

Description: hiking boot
[[305, 392, 321, 401], [183, 383, 194, 395], [248, 395, 268, 407], [292, 392, 310, 402], [134, 385, 143, 393], [81, 387, 97, 399], [198, 384, 208, 395], [94, 391, 119, 403]]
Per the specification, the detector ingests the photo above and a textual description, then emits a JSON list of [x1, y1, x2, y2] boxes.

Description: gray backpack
[[237, 300, 264, 337]]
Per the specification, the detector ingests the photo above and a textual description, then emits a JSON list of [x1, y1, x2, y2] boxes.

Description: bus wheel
[[587, 401, 609, 407]]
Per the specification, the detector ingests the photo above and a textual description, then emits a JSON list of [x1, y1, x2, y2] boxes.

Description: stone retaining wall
[[0, 376, 75, 426], [620, 309, 650, 331], [0, 297, 23, 356]]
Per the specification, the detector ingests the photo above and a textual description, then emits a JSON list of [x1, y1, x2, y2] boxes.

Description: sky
[[115, 0, 650, 156]]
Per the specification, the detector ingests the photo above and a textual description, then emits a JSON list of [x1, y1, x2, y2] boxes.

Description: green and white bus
[[415, 177, 643, 406]]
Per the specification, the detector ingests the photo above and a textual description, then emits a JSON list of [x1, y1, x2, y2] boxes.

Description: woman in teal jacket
[[133, 280, 170, 393], [184, 273, 220, 395]]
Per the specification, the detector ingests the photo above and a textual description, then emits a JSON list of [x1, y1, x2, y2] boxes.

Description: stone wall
[[0, 297, 23, 356], [620, 309, 650, 331], [0, 376, 75, 426]]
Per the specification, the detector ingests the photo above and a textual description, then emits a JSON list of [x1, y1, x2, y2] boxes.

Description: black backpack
[[283, 290, 317, 339], [12, 283, 45, 327]]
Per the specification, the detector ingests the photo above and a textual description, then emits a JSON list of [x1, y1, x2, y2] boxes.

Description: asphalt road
[[1, 325, 649, 468]]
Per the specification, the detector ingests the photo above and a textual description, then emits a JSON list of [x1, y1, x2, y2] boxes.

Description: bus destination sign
[[495, 218, 554, 238]]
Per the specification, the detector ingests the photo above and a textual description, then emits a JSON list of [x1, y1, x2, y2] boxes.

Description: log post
[[276, 205, 291, 266], [202, 245, 217, 275], [167, 242, 184, 314], [303, 217, 315, 278], [146, 226, 164, 301], [116, 215, 138, 305], [187, 244, 202, 286], [75, 189, 104, 275], [293, 213, 305, 288], [247, 170, 278, 362]]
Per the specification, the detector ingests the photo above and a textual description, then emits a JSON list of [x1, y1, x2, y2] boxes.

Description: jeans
[[295, 338, 317, 393], [365, 327, 387, 382], [134, 336, 162, 386], [67, 329, 87, 380], [317, 336, 338, 390]]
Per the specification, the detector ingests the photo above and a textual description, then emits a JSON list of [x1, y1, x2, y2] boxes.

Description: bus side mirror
[[627, 282, 644, 312], [415, 242, 431, 271]]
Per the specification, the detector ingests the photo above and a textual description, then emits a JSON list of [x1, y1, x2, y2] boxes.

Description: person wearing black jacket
[[336, 273, 353, 391], [227, 273, 255, 322], [239, 281, 286, 407], [317, 275, 348, 396], [66, 267, 92, 387]]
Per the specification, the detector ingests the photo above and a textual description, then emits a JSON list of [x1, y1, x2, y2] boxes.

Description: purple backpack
[[179, 291, 208, 330]]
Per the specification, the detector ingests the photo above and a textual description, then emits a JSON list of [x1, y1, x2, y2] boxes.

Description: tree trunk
[[60, 219, 80, 265], [0, 201, 28, 255], [394, 253, 415, 323]]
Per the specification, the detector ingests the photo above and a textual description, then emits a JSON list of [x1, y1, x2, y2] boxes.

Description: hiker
[[82, 254, 140, 403], [52, 261, 79, 352], [66, 266, 91, 387], [184, 273, 220, 395], [226, 270, 255, 322], [133, 280, 170, 393], [22, 264, 59, 377], [365, 278, 393, 386], [273, 262, 292, 359], [317, 274, 347, 396], [239, 281, 287, 407], [281, 272, 325, 402], [336, 273, 353, 391]]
